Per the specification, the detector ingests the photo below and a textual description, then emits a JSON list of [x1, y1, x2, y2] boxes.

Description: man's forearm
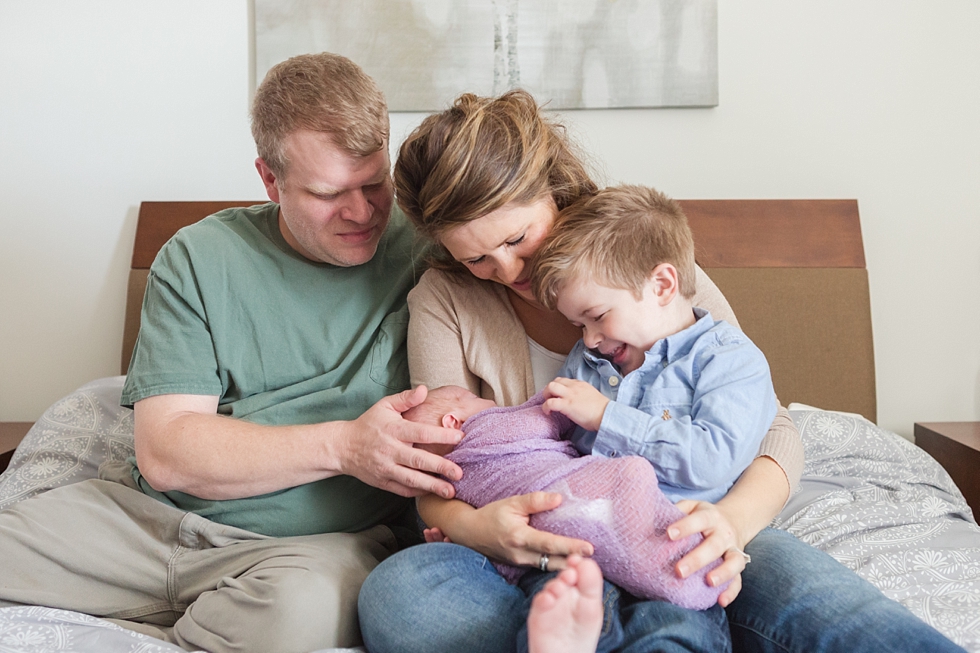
[[133, 388, 464, 501], [134, 395, 344, 500]]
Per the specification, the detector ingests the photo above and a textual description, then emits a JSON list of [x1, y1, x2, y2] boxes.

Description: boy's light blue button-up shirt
[[558, 308, 777, 503]]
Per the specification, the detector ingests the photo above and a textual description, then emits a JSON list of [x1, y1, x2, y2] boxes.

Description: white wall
[[2, 1, 978, 438]]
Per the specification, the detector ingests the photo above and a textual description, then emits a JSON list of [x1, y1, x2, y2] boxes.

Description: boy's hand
[[542, 378, 610, 431]]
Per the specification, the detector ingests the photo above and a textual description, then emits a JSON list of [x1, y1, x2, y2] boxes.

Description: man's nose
[[341, 190, 372, 223]]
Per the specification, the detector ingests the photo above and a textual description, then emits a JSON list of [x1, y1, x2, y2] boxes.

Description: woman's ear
[[648, 263, 679, 305], [441, 413, 462, 430]]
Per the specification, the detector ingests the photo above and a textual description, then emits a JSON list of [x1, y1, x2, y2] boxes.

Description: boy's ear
[[441, 413, 463, 429], [648, 263, 679, 305]]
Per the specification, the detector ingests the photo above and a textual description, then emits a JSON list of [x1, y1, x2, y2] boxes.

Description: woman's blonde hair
[[532, 185, 697, 309], [394, 90, 597, 272], [251, 52, 389, 178]]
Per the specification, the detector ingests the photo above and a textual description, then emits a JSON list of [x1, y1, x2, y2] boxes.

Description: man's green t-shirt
[[120, 202, 425, 537]]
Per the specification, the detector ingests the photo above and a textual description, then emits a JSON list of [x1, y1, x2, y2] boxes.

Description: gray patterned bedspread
[[0, 607, 189, 653], [1, 378, 978, 651], [775, 408, 980, 651]]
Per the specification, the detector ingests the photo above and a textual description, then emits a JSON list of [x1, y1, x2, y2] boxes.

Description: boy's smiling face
[[556, 270, 681, 375]]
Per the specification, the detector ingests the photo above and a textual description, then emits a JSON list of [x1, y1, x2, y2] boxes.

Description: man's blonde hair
[[250, 52, 389, 178], [532, 185, 696, 309]]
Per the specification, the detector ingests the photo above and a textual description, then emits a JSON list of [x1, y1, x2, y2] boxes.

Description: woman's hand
[[666, 456, 791, 607], [443, 492, 595, 569], [669, 499, 749, 607]]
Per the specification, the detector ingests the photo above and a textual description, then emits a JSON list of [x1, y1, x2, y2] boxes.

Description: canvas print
[[254, 0, 718, 111]]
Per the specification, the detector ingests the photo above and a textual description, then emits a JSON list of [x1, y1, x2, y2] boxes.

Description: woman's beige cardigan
[[407, 266, 804, 492]]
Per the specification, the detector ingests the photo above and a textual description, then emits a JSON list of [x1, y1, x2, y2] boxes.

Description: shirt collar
[[655, 307, 712, 365]]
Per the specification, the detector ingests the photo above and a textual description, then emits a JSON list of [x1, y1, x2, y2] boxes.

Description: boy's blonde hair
[[251, 52, 389, 178], [532, 185, 696, 309]]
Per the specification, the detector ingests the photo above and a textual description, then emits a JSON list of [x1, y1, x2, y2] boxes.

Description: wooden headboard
[[122, 199, 876, 423], [683, 200, 876, 423]]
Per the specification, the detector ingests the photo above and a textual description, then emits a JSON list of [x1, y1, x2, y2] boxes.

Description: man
[[0, 53, 463, 653]]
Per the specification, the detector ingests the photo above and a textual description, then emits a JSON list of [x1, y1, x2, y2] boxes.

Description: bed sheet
[[777, 408, 980, 651], [0, 606, 363, 653], [0, 606, 189, 653], [0, 607, 363, 653], [1, 378, 978, 651]]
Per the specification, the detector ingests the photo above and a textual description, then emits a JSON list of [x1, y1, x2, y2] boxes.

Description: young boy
[[404, 384, 727, 611], [531, 184, 778, 506]]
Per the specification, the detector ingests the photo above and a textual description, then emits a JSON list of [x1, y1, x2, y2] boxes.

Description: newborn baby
[[405, 385, 725, 610]]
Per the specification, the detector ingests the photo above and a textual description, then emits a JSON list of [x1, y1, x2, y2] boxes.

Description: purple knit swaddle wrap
[[446, 392, 725, 610]]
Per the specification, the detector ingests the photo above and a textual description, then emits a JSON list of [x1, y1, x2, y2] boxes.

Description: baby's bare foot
[[527, 555, 603, 653]]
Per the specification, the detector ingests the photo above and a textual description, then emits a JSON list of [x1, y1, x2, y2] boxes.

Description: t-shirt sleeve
[[120, 236, 222, 407]]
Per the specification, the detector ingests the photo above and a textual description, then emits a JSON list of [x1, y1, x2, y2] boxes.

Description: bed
[[1, 199, 978, 652]]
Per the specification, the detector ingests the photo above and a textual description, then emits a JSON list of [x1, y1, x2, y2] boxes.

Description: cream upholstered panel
[[704, 267, 876, 423]]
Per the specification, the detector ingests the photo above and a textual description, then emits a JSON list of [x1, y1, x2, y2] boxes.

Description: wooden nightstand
[[914, 422, 980, 514], [1, 422, 33, 472]]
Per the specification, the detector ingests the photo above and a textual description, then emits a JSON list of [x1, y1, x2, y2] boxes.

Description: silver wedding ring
[[730, 548, 751, 565], [538, 553, 550, 572]]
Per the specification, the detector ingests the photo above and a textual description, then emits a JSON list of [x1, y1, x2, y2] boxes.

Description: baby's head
[[403, 385, 497, 430]]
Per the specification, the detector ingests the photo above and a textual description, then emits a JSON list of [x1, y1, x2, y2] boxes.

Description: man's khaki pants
[[0, 464, 398, 653]]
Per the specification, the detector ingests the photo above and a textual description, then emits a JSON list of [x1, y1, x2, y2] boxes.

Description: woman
[[358, 90, 964, 653]]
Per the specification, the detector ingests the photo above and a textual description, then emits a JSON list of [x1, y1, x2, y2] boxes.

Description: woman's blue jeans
[[358, 527, 966, 653]]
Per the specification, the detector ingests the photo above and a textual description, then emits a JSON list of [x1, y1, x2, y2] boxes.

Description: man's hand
[[541, 378, 610, 431], [335, 386, 464, 499]]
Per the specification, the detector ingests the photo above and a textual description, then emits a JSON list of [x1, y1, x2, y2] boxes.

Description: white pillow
[[787, 401, 871, 422], [0, 376, 134, 509]]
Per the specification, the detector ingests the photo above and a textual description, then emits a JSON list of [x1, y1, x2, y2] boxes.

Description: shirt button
[[608, 376, 620, 387], [662, 360, 668, 368]]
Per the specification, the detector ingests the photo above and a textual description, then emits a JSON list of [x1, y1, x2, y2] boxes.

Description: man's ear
[[255, 157, 281, 203], [648, 263, 679, 305], [441, 413, 463, 430]]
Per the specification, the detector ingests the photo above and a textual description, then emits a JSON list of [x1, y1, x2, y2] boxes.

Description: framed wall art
[[254, 0, 718, 110]]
